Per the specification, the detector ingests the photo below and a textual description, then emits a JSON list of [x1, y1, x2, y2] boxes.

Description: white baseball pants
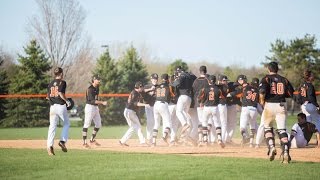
[[83, 104, 102, 128], [47, 104, 70, 148], [120, 108, 145, 144]]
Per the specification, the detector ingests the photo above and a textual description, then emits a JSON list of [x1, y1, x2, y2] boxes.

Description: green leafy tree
[[0, 58, 9, 122], [92, 47, 122, 125], [166, 59, 189, 75], [3, 40, 51, 127], [265, 34, 320, 88], [116, 45, 148, 124]]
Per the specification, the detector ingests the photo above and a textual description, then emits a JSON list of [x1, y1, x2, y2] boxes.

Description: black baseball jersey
[[198, 84, 221, 107], [47, 79, 67, 105], [226, 82, 242, 106], [126, 89, 143, 112], [155, 82, 171, 103], [192, 76, 210, 107], [298, 82, 319, 107], [231, 84, 259, 107], [172, 72, 194, 97], [169, 85, 178, 104], [86, 85, 99, 106], [217, 84, 228, 105], [143, 83, 157, 106], [260, 74, 294, 103], [292, 122, 318, 143]]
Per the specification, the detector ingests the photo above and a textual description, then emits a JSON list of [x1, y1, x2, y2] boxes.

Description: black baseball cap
[[151, 73, 158, 80], [134, 81, 143, 88], [92, 75, 101, 81], [237, 75, 247, 81], [218, 75, 229, 81], [251, 78, 259, 84], [161, 73, 169, 80], [208, 75, 216, 82]]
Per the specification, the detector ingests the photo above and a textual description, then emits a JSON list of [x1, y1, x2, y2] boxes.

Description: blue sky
[[1, 0, 319, 67]]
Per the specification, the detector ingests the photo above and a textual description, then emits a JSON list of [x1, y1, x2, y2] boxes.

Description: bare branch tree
[[29, 0, 86, 69]]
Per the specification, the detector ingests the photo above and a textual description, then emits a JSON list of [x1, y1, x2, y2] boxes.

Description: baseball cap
[[251, 78, 259, 85], [54, 67, 63, 76], [237, 75, 247, 81], [151, 73, 158, 80], [161, 73, 169, 80], [208, 75, 216, 82], [134, 81, 143, 88], [218, 75, 229, 81], [175, 66, 184, 72], [92, 75, 101, 81]]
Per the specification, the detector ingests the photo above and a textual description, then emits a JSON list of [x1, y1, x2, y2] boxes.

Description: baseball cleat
[[268, 147, 277, 161], [255, 144, 260, 149], [180, 124, 191, 136], [240, 136, 249, 147], [90, 140, 101, 146], [218, 140, 225, 148], [249, 143, 254, 148], [58, 141, 67, 152], [281, 151, 291, 164], [47, 146, 55, 156], [83, 143, 90, 148], [119, 140, 129, 147], [162, 137, 169, 146]]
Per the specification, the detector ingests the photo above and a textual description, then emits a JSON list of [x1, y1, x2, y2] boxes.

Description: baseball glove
[[66, 98, 75, 110]]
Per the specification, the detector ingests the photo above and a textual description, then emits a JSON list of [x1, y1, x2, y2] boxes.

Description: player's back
[[260, 74, 294, 103]]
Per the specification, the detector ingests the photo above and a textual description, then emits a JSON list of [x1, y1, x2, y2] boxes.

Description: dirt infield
[[1, 139, 319, 163]]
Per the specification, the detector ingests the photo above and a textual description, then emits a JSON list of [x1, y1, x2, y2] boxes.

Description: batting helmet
[[66, 98, 75, 110]]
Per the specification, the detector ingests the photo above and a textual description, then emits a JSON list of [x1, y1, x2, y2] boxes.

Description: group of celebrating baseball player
[[46, 62, 320, 164]]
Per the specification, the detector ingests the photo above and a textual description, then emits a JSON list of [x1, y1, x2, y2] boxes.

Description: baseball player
[[259, 61, 294, 163], [228, 75, 259, 147], [82, 75, 108, 148], [217, 75, 229, 143], [143, 73, 158, 144], [119, 81, 149, 146], [152, 74, 172, 146], [168, 75, 180, 146], [172, 67, 194, 139], [297, 69, 320, 131], [251, 77, 265, 148], [226, 80, 241, 144], [198, 75, 225, 148], [289, 113, 320, 148], [192, 66, 210, 144], [47, 67, 71, 156]]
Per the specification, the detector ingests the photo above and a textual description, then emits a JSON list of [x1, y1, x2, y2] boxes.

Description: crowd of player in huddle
[[47, 63, 320, 163], [117, 62, 320, 164]]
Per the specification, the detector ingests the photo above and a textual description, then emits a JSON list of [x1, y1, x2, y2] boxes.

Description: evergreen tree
[[0, 58, 9, 122], [266, 34, 320, 88], [3, 40, 51, 127], [92, 48, 122, 125], [166, 59, 189, 75]]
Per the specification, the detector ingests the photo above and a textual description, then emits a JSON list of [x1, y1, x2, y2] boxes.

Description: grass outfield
[[0, 115, 298, 140], [0, 149, 319, 180]]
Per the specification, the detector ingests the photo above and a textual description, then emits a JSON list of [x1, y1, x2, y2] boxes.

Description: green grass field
[[0, 148, 319, 180], [1, 115, 319, 179]]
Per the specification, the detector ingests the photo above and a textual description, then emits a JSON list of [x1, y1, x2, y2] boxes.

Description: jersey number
[[50, 86, 59, 97], [156, 88, 166, 97], [209, 91, 215, 100], [246, 91, 257, 101], [270, 82, 284, 95]]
